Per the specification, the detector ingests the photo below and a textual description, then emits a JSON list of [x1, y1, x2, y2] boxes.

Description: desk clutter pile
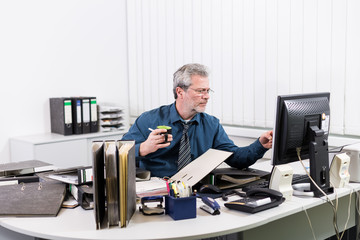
[[0, 140, 150, 230], [0, 140, 137, 229], [0, 148, 285, 230]]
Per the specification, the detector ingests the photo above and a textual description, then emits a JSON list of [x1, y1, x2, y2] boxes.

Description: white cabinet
[[10, 131, 124, 168]]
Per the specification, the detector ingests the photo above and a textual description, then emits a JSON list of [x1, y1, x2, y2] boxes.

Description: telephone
[[224, 188, 285, 213], [246, 188, 284, 201]]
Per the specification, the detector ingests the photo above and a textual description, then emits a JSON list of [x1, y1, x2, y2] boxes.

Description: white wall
[[0, 1, 129, 163]]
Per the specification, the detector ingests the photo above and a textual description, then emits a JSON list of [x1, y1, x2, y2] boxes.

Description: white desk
[[0, 161, 359, 240]]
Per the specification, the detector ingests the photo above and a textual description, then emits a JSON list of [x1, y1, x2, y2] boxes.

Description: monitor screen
[[271, 92, 332, 197]]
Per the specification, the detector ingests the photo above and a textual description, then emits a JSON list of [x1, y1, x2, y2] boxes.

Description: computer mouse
[[199, 184, 222, 194]]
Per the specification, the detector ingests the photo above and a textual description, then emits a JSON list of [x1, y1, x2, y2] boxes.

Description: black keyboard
[[242, 174, 309, 192], [292, 174, 310, 184], [242, 179, 269, 192]]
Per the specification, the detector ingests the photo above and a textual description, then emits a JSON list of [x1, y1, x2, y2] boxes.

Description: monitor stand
[[308, 125, 334, 197]]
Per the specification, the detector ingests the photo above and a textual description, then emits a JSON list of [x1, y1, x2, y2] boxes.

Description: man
[[122, 63, 273, 178]]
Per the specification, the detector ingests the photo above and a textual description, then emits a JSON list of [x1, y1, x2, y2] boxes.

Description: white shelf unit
[[10, 131, 125, 168]]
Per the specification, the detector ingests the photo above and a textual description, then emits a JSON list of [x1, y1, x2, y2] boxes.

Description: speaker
[[330, 153, 350, 188], [342, 143, 360, 182], [269, 164, 294, 200]]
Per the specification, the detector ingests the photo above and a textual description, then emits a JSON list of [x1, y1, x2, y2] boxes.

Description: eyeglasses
[[188, 88, 214, 96]]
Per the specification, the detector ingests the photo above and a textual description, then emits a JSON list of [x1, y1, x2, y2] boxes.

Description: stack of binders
[[92, 140, 136, 229], [49, 97, 98, 135], [98, 104, 125, 132]]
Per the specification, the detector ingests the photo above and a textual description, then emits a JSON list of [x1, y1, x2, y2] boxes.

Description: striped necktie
[[177, 122, 192, 170]]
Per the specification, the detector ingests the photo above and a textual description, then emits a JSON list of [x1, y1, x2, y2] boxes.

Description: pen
[[166, 180, 170, 195], [171, 184, 178, 197]]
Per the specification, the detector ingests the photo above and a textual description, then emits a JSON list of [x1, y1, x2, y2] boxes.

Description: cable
[[296, 147, 340, 239], [304, 208, 317, 240], [328, 141, 360, 153], [299, 150, 354, 240], [339, 189, 353, 240], [345, 185, 360, 240]]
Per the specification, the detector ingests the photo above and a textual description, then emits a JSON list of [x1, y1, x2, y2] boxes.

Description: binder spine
[[71, 98, 83, 134], [77, 167, 93, 184], [50, 98, 73, 135], [63, 100, 72, 127], [82, 98, 91, 133], [90, 98, 99, 132]]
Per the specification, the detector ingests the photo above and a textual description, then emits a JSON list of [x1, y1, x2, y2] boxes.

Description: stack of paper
[[135, 177, 168, 198]]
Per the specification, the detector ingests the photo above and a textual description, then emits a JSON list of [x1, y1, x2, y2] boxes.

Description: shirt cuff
[[255, 138, 269, 155]]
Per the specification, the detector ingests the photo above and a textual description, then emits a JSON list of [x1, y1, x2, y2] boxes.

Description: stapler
[[200, 196, 220, 215], [139, 196, 165, 215]]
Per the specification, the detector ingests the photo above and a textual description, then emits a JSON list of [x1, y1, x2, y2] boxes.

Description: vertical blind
[[127, 0, 360, 137]]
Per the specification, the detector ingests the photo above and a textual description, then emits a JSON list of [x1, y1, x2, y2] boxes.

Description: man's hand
[[259, 130, 273, 149], [139, 129, 173, 157]]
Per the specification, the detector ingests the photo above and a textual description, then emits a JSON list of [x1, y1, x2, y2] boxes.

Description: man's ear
[[176, 87, 184, 99]]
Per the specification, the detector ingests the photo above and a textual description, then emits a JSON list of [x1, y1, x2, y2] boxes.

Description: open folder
[[92, 140, 136, 230], [171, 148, 233, 187]]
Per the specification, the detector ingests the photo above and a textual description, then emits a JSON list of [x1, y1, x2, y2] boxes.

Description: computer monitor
[[272, 92, 333, 197]]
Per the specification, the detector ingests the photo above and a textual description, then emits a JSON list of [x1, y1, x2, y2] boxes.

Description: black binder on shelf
[[0, 182, 66, 217], [71, 98, 83, 134], [49, 98, 73, 135], [92, 140, 136, 229], [89, 97, 99, 133], [81, 97, 91, 134]]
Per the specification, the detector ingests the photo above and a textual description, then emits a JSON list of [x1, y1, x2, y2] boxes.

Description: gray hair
[[173, 63, 209, 99]]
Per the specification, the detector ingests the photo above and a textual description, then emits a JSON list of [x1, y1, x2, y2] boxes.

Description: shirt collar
[[170, 102, 200, 125]]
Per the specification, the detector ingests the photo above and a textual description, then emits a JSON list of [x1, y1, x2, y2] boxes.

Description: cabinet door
[[35, 140, 88, 168]]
